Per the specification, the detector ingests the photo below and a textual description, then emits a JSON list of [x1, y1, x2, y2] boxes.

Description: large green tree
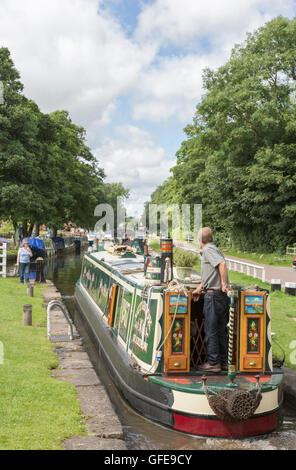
[[158, 16, 296, 251], [0, 47, 128, 236]]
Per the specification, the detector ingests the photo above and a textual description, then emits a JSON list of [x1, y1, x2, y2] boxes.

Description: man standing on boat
[[192, 227, 229, 373]]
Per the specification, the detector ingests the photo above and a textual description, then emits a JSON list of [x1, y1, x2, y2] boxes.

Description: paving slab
[[58, 358, 94, 369], [63, 436, 127, 450], [86, 416, 124, 440], [77, 385, 116, 416], [52, 368, 101, 386]]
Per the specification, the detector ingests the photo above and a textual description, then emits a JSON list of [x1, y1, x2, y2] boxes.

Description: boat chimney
[[160, 235, 173, 284]]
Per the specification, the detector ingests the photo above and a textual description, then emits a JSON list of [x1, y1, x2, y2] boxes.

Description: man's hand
[[192, 284, 202, 302], [221, 281, 228, 293]]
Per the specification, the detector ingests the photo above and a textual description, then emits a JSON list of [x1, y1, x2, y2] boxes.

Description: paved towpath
[[43, 282, 127, 451], [174, 240, 296, 285]]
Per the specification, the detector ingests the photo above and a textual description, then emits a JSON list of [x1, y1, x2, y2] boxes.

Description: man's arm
[[218, 261, 228, 292]]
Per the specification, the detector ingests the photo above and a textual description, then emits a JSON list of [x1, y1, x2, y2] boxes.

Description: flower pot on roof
[[173, 248, 199, 281]]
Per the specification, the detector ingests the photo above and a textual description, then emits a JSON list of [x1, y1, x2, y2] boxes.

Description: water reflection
[[45, 252, 296, 451]]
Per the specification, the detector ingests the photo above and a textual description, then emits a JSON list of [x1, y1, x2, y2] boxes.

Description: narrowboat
[[24, 237, 47, 260], [74, 239, 283, 438], [51, 236, 76, 255]]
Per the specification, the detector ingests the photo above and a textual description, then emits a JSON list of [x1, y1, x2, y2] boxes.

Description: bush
[[173, 247, 199, 267]]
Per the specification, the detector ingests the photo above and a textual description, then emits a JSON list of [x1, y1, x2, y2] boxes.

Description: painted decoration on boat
[[244, 295, 264, 314], [131, 300, 153, 353], [247, 318, 260, 353], [129, 295, 159, 365], [172, 318, 184, 354], [81, 258, 113, 315], [168, 294, 188, 315], [118, 289, 133, 343], [108, 284, 118, 326]]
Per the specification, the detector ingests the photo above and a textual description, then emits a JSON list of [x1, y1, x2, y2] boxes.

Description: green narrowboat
[[74, 243, 284, 438]]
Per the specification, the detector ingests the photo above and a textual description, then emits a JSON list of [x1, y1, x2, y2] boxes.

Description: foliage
[[0, 278, 86, 449], [0, 47, 128, 235], [173, 247, 199, 267], [149, 17, 296, 252]]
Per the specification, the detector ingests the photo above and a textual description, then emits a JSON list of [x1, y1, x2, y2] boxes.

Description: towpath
[[42, 282, 127, 450]]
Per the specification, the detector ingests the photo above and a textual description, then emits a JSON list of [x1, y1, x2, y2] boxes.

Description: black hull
[[74, 285, 174, 428]]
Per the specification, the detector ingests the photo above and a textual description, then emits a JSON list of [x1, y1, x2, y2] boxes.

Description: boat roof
[[87, 250, 153, 289], [86, 249, 201, 291]]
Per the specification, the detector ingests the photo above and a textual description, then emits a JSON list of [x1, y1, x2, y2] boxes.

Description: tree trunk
[[28, 223, 34, 237], [23, 221, 28, 238]]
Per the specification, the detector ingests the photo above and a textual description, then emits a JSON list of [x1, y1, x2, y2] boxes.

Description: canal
[[45, 251, 296, 450]]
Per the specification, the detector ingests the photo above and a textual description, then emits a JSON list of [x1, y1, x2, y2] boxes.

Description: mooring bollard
[[27, 283, 34, 297], [271, 279, 281, 292], [23, 304, 32, 326], [285, 282, 296, 296]]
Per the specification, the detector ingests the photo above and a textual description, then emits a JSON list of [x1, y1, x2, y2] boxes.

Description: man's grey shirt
[[201, 242, 228, 290]]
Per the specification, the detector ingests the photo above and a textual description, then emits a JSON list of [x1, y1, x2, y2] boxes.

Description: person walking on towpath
[[17, 240, 33, 285], [192, 227, 229, 373]]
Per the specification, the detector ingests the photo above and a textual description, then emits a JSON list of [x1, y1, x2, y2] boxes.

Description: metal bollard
[[23, 304, 32, 326], [271, 279, 281, 292], [285, 282, 296, 296]]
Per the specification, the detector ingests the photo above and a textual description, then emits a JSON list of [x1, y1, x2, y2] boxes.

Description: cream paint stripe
[[172, 389, 279, 416], [253, 389, 279, 415]]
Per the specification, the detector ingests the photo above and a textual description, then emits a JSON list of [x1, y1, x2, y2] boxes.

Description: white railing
[[225, 258, 265, 282], [0, 243, 7, 278]]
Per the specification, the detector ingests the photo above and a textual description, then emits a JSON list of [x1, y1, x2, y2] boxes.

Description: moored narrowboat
[[74, 240, 283, 438]]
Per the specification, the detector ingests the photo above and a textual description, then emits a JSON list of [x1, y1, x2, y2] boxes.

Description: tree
[[161, 16, 296, 251], [0, 47, 128, 236]]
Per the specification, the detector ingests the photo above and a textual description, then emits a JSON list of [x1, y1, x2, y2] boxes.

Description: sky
[[1, 0, 296, 216]]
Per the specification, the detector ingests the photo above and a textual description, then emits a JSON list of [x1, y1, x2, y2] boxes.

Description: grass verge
[[0, 277, 86, 450], [222, 248, 293, 267]]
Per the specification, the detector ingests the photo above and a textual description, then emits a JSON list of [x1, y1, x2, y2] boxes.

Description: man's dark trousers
[[203, 292, 229, 365]]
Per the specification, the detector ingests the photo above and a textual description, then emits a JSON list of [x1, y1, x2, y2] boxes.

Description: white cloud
[[0, 0, 156, 132], [94, 124, 172, 211], [132, 0, 296, 123], [132, 52, 224, 122], [135, 0, 295, 49]]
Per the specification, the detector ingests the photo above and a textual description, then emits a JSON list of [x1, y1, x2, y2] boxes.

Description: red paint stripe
[[173, 412, 278, 437], [163, 377, 191, 384]]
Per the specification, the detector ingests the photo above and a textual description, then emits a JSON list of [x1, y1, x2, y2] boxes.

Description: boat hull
[[74, 283, 283, 438]]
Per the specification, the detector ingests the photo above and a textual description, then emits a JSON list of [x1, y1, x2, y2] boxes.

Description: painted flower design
[[248, 321, 258, 349]]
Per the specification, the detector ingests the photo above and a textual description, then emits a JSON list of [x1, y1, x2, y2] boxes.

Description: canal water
[[44, 252, 296, 450]]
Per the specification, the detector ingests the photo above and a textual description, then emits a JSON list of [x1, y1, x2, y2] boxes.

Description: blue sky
[[1, 0, 296, 216]]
